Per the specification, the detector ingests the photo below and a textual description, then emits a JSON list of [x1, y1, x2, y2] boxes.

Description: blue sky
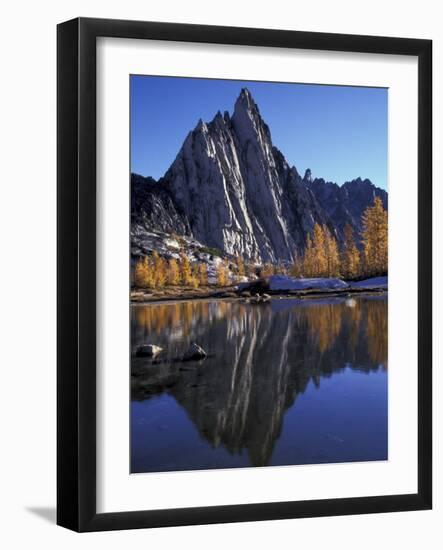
[[130, 76, 388, 190]]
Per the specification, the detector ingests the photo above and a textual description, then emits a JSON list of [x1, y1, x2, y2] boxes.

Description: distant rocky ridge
[[305, 174, 387, 241], [131, 88, 387, 263]]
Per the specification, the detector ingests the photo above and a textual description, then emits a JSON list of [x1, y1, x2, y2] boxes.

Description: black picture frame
[[57, 17, 432, 532]]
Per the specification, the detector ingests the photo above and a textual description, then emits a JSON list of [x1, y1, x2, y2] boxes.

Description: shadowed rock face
[[131, 88, 387, 262], [131, 297, 387, 468], [131, 173, 190, 236], [306, 176, 388, 243]]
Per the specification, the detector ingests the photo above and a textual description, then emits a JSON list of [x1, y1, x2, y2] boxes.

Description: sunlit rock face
[[161, 88, 330, 263], [131, 88, 387, 262]]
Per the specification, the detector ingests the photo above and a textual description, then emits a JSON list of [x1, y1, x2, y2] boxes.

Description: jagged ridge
[[132, 88, 387, 262]]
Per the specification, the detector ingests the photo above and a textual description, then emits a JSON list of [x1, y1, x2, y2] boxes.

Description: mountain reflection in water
[[131, 296, 387, 473]]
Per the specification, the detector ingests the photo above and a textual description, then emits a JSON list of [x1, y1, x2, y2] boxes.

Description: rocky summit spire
[[132, 88, 388, 263], [233, 87, 258, 114], [303, 168, 312, 182], [159, 87, 330, 262], [232, 88, 272, 150]]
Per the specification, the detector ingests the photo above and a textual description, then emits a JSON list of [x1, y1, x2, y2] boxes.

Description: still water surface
[[131, 296, 387, 473]]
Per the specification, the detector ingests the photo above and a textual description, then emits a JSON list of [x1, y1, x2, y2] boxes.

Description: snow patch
[[268, 275, 349, 291], [164, 238, 180, 250], [350, 276, 388, 289]]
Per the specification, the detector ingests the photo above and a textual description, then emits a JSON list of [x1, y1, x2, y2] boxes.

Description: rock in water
[[183, 343, 207, 361], [136, 344, 163, 357]]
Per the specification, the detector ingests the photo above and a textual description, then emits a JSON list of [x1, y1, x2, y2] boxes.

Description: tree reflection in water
[[131, 296, 387, 469]]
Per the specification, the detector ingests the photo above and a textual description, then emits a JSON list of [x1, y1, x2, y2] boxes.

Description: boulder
[[183, 343, 207, 361], [249, 293, 271, 304], [222, 291, 238, 298], [250, 293, 262, 304], [136, 344, 163, 357]]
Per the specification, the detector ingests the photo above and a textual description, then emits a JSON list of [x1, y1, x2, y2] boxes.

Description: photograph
[[130, 76, 388, 474]]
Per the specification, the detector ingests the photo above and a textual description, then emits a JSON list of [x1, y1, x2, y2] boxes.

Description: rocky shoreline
[[131, 282, 387, 305]]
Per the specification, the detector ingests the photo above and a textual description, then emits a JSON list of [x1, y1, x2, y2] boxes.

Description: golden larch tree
[[324, 227, 341, 277], [134, 256, 155, 288], [235, 255, 245, 277], [361, 196, 388, 276], [289, 252, 303, 278], [312, 223, 328, 277], [190, 263, 200, 288], [167, 258, 180, 286], [134, 257, 146, 288], [198, 263, 208, 286], [180, 254, 193, 286], [302, 234, 316, 277], [216, 260, 229, 287], [152, 251, 167, 288], [261, 263, 274, 277], [341, 224, 361, 279]]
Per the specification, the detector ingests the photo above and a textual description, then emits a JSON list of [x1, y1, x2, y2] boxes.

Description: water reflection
[[131, 296, 387, 471]]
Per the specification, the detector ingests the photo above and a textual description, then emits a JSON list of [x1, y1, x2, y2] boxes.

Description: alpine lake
[[131, 294, 387, 473]]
